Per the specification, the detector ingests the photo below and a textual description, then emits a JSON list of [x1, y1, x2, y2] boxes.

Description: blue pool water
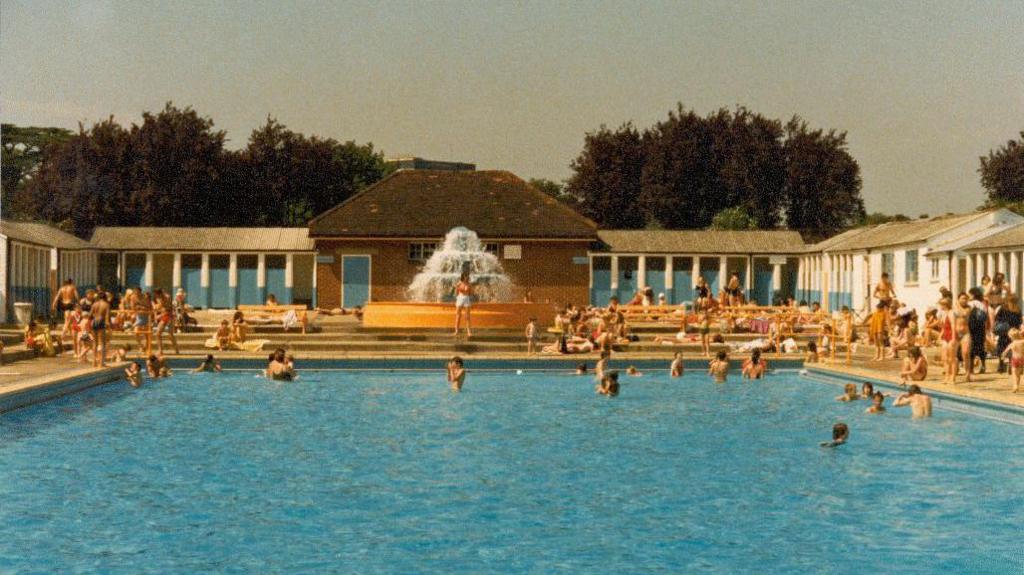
[[2, 367, 1023, 573]]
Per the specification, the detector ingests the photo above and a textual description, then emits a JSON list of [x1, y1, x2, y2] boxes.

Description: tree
[[18, 105, 385, 233], [979, 131, 1024, 204], [861, 212, 910, 225], [641, 106, 785, 229], [227, 117, 385, 226], [566, 104, 863, 235], [528, 177, 579, 206], [710, 206, 757, 230], [565, 124, 646, 228], [1, 124, 73, 217], [782, 117, 864, 235]]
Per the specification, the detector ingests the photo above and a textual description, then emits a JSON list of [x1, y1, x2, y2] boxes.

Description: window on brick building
[[484, 243, 499, 256], [408, 242, 439, 262]]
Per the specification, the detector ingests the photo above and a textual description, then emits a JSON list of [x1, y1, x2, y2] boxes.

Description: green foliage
[[979, 131, 1024, 203], [861, 212, 910, 225], [1, 124, 73, 217], [565, 123, 646, 229], [710, 206, 757, 230], [16, 105, 385, 235], [565, 105, 864, 235]]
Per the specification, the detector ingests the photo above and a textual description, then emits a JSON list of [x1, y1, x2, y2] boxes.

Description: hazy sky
[[2, 1, 1022, 215]]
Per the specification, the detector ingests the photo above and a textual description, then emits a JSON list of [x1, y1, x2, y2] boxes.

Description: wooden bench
[[236, 305, 319, 333]]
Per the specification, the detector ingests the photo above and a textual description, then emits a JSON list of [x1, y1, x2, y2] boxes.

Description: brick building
[[308, 169, 598, 308]]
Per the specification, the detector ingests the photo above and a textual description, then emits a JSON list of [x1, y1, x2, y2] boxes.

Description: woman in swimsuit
[[453, 271, 473, 338], [725, 273, 743, 306], [986, 272, 1008, 326], [152, 289, 179, 355], [134, 291, 154, 356]]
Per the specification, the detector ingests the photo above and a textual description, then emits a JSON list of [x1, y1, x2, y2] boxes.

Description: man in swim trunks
[[91, 292, 111, 367], [51, 278, 79, 319], [874, 273, 896, 306], [892, 385, 932, 418]]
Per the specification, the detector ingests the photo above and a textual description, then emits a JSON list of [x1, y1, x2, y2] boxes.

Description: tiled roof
[[819, 212, 991, 252], [89, 227, 314, 251], [308, 170, 598, 239], [0, 220, 92, 250], [960, 223, 1024, 252], [596, 229, 806, 254]]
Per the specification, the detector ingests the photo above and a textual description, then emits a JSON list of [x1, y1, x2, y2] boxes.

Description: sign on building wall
[[503, 245, 522, 260], [316, 255, 335, 264]]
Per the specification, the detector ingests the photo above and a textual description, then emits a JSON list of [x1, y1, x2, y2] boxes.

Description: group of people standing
[[48, 279, 191, 366], [868, 271, 1023, 392]]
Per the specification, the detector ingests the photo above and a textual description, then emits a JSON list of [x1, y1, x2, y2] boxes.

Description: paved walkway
[[808, 350, 1024, 409]]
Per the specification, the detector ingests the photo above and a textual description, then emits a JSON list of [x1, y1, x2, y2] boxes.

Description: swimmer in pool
[[595, 350, 611, 381], [860, 382, 875, 399], [626, 365, 642, 376], [670, 352, 684, 377], [447, 356, 466, 392], [708, 351, 729, 382], [865, 392, 886, 414], [193, 354, 222, 373], [821, 422, 849, 447], [125, 361, 142, 388], [574, 363, 588, 376], [835, 383, 859, 402], [596, 370, 620, 397], [892, 384, 933, 418]]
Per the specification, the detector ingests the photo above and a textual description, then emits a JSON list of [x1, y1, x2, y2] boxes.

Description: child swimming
[[865, 392, 886, 414], [835, 383, 859, 402], [193, 354, 222, 373], [708, 351, 729, 383], [821, 422, 849, 447]]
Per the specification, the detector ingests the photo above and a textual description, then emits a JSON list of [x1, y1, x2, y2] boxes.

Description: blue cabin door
[[209, 255, 231, 308], [342, 255, 371, 308], [699, 257, 720, 295], [671, 257, 693, 305], [616, 256, 639, 303], [590, 256, 613, 306], [752, 258, 773, 305], [644, 257, 666, 301], [237, 255, 261, 305], [181, 254, 203, 308], [265, 255, 287, 304], [125, 253, 146, 291]]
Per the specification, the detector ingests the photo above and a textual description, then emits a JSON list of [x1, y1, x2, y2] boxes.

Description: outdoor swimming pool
[[2, 366, 1022, 573]]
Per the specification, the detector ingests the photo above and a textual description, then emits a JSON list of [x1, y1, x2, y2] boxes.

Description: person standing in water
[[893, 385, 933, 418], [446, 356, 466, 392], [708, 350, 730, 383], [453, 271, 473, 339]]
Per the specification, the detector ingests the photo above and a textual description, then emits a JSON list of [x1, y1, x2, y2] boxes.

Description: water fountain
[[406, 227, 513, 302], [362, 227, 555, 329]]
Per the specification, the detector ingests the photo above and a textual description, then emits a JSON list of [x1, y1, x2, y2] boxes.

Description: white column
[[610, 256, 619, 291], [664, 256, 674, 290], [637, 255, 646, 289], [966, 255, 975, 289], [744, 257, 752, 291], [172, 253, 182, 289], [144, 252, 154, 288], [200, 253, 210, 288], [987, 253, 996, 277], [285, 253, 294, 288], [117, 252, 124, 288], [229, 253, 238, 288], [257, 254, 267, 289], [691, 257, 700, 288], [772, 263, 782, 292], [718, 257, 727, 292], [1007, 251, 1015, 292]]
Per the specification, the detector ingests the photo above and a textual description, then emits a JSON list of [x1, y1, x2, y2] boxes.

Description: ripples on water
[[1, 369, 1022, 573]]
